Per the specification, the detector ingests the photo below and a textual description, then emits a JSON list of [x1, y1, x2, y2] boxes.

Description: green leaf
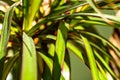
[[48, 1, 87, 18], [27, 18, 49, 36], [86, 0, 110, 23], [38, 51, 53, 72], [81, 35, 100, 80], [67, 41, 84, 62], [94, 50, 116, 79], [98, 70, 107, 80], [81, 31, 120, 60], [1, 53, 19, 80], [23, 0, 42, 31], [48, 43, 55, 57], [97, 62, 108, 80], [52, 21, 68, 80], [40, 51, 53, 80], [43, 64, 52, 80], [55, 21, 68, 66], [0, 2, 20, 59], [21, 32, 37, 80], [37, 53, 43, 80], [61, 50, 71, 80], [47, 13, 120, 26], [51, 0, 60, 8], [28, 1, 87, 36], [0, 57, 6, 79], [86, 0, 101, 14], [87, 41, 111, 58]]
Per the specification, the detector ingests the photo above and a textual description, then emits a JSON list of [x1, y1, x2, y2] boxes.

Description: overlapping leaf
[[23, 0, 42, 31], [52, 21, 68, 80], [81, 35, 100, 80], [0, 2, 20, 59]]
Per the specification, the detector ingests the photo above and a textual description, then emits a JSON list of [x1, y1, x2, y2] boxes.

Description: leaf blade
[[67, 41, 84, 62], [0, 2, 20, 59], [52, 21, 68, 80], [1, 53, 19, 80], [81, 35, 100, 80], [21, 32, 37, 80], [23, 0, 42, 31]]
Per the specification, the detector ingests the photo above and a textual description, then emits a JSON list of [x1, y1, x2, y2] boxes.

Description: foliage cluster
[[0, 0, 120, 80]]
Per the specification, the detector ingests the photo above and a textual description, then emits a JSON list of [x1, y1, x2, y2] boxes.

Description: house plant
[[0, 0, 120, 80]]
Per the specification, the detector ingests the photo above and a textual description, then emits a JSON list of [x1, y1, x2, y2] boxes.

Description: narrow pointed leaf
[[21, 32, 37, 80], [81, 35, 100, 80], [38, 51, 53, 72], [1, 53, 19, 80], [94, 50, 116, 79], [0, 57, 6, 79], [51, 0, 60, 8], [61, 50, 71, 80], [81, 32, 120, 59], [48, 1, 87, 18], [52, 21, 68, 80], [48, 43, 55, 57], [97, 62, 108, 80], [0, 2, 20, 59], [37, 53, 43, 80], [89, 41, 111, 58], [55, 21, 68, 67], [28, 2, 87, 36], [67, 41, 84, 62], [86, 0, 109, 22], [27, 18, 49, 36], [98, 70, 107, 80], [86, 0, 100, 14], [23, 0, 42, 31]]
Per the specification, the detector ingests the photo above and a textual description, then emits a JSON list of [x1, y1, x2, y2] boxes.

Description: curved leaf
[[23, 0, 42, 31], [97, 62, 108, 80], [81, 35, 100, 80], [61, 50, 71, 80], [1, 53, 19, 80], [67, 41, 84, 62], [0, 1, 20, 59], [21, 32, 37, 80], [52, 21, 68, 80], [94, 50, 116, 79], [81, 31, 120, 59], [38, 51, 53, 72]]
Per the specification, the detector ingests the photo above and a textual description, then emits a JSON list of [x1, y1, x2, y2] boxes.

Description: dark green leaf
[[0, 2, 20, 59], [1, 53, 19, 80]]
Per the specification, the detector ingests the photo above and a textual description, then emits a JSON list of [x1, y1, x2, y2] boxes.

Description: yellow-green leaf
[[21, 32, 37, 80], [23, 0, 42, 31], [81, 35, 100, 80], [52, 21, 68, 80]]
